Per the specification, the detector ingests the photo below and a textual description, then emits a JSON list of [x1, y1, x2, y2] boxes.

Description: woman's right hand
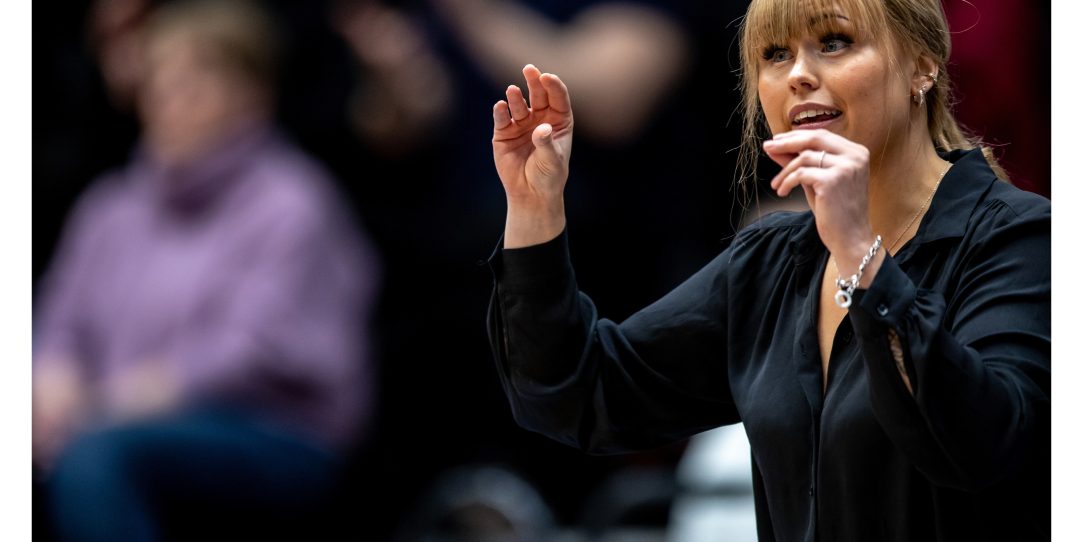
[[493, 64, 573, 248], [32, 361, 86, 470]]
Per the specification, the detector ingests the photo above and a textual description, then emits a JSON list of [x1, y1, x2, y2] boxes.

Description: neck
[[866, 125, 949, 253], [149, 110, 270, 169]]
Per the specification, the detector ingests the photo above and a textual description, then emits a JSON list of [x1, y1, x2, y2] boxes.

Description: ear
[[910, 53, 939, 96]]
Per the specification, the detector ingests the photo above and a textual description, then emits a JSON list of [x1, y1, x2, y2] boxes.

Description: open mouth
[[792, 109, 842, 126]]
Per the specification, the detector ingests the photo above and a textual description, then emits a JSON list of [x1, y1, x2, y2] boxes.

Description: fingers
[[763, 129, 851, 166], [762, 141, 800, 168], [493, 100, 512, 131], [769, 128, 844, 146], [776, 165, 830, 198], [506, 85, 530, 122], [763, 129, 868, 197], [540, 72, 571, 114], [523, 64, 548, 111], [771, 149, 826, 190], [494, 66, 572, 139]]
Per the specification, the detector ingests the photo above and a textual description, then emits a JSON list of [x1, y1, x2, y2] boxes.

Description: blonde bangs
[[740, 0, 888, 88], [747, 0, 887, 51]]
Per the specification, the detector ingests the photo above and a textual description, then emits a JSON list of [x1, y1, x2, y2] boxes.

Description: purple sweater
[[34, 125, 379, 450]]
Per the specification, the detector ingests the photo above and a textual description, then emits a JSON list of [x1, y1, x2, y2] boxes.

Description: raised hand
[[493, 65, 574, 248]]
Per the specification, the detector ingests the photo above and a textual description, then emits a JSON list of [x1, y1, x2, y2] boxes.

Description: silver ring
[[818, 150, 826, 168]]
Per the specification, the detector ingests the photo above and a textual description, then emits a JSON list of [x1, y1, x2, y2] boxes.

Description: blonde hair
[[145, 0, 279, 89], [735, 0, 1008, 201]]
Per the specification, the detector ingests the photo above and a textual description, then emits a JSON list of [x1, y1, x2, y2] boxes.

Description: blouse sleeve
[[487, 229, 741, 454], [33, 177, 122, 376], [848, 198, 1050, 491]]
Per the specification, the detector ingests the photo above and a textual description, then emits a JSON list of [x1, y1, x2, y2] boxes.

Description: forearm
[[504, 195, 565, 249], [489, 229, 601, 449], [438, 0, 561, 83], [174, 319, 359, 404]]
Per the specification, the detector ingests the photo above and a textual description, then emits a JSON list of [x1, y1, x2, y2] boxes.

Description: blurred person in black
[[32, 1, 379, 539]]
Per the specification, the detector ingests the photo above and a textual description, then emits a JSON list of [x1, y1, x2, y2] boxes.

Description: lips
[[788, 103, 843, 130], [792, 109, 841, 125]]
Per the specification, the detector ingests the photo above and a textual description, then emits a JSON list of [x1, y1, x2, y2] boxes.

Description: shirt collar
[[912, 147, 999, 244], [789, 147, 1001, 260], [131, 121, 275, 212]]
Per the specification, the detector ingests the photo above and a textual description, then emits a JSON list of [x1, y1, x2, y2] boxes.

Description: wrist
[[504, 196, 566, 249], [833, 232, 878, 276], [856, 249, 884, 289], [832, 235, 883, 308]]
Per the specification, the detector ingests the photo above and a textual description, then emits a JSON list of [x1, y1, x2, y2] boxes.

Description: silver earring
[[912, 87, 926, 106]]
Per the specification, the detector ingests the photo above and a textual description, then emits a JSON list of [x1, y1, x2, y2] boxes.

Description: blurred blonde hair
[[145, 0, 279, 89], [735, 0, 1008, 200]]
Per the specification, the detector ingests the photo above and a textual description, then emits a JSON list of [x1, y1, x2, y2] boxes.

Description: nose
[[787, 51, 819, 92]]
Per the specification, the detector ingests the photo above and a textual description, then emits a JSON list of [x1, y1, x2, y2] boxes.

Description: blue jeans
[[47, 408, 338, 542]]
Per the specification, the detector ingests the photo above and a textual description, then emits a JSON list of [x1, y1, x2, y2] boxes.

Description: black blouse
[[486, 149, 1050, 541]]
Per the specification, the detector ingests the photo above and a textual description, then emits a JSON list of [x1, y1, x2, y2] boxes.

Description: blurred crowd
[[33, 0, 1049, 540]]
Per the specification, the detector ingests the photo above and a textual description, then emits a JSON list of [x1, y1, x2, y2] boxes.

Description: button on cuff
[[851, 254, 916, 327]]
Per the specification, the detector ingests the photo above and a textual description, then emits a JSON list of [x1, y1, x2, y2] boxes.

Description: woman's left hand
[[763, 129, 878, 277]]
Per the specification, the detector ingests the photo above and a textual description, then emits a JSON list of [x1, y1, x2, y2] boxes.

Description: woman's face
[[140, 31, 260, 166], [755, 10, 913, 159]]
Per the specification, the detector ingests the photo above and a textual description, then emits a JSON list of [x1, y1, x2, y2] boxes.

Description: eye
[[821, 34, 853, 53], [763, 47, 792, 63]]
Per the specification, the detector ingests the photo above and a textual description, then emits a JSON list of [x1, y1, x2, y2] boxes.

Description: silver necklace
[[887, 165, 950, 253], [828, 165, 950, 282]]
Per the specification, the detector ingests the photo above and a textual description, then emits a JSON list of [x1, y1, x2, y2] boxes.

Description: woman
[[484, 0, 1049, 540]]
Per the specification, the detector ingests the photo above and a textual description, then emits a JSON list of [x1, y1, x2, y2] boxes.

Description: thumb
[[531, 123, 563, 167]]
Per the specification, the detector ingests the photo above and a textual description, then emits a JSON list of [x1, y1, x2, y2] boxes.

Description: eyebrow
[[809, 13, 852, 25]]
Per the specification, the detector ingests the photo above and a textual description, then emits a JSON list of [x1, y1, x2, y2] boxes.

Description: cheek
[[839, 63, 901, 138], [757, 80, 784, 134], [196, 82, 238, 123], [839, 64, 878, 104]]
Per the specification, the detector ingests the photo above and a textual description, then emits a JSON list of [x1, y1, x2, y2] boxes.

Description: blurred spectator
[[32, 1, 380, 539]]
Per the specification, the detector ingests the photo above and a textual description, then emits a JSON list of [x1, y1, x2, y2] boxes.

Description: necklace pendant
[[834, 289, 852, 309]]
